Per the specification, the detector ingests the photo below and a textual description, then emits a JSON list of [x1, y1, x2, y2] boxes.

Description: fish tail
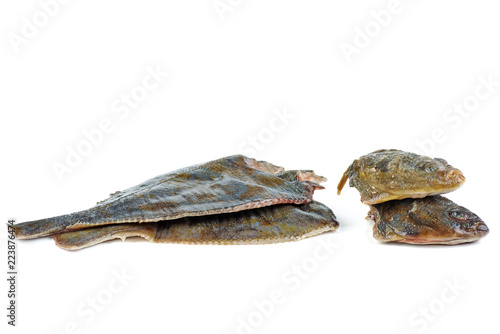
[[337, 164, 351, 195], [12, 214, 75, 239]]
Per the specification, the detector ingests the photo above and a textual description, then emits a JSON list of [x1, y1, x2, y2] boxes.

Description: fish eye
[[425, 165, 438, 173], [449, 210, 471, 221]]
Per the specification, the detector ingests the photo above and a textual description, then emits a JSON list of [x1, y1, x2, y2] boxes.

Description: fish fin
[[360, 191, 393, 205], [275, 170, 326, 192], [12, 216, 70, 240], [244, 156, 285, 174], [296, 170, 327, 184], [96, 190, 121, 205], [297, 170, 327, 191], [302, 181, 325, 190], [367, 211, 404, 243], [337, 165, 351, 195], [53, 224, 156, 251]]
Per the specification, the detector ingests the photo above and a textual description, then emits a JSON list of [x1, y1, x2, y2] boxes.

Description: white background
[[1, 1, 499, 334]]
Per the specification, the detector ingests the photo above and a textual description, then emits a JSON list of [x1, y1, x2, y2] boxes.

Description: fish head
[[370, 196, 488, 245], [440, 204, 489, 244], [355, 150, 466, 203], [412, 157, 466, 194]]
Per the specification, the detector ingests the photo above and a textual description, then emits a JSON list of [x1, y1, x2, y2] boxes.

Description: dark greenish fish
[[54, 201, 339, 250], [337, 149, 465, 205], [367, 195, 488, 245], [13, 155, 328, 241]]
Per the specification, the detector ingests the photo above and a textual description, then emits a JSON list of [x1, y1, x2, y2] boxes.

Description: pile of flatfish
[[12, 150, 489, 250], [13, 155, 339, 250], [337, 149, 489, 244]]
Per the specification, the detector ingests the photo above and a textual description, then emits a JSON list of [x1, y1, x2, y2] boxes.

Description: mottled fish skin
[[14, 155, 326, 239], [337, 149, 465, 205], [53, 201, 339, 250], [367, 195, 488, 245]]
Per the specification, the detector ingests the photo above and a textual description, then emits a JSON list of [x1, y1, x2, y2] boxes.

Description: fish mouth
[[393, 235, 484, 245], [393, 224, 489, 245], [379, 220, 489, 245], [444, 169, 466, 185], [474, 223, 489, 237], [451, 220, 489, 239]]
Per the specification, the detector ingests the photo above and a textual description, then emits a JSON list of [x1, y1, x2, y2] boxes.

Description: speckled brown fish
[[13, 155, 329, 241], [337, 149, 465, 205], [53, 201, 339, 250], [367, 195, 488, 245]]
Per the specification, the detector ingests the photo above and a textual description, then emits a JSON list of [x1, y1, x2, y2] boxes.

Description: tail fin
[[54, 224, 155, 250], [337, 165, 351, 195], [12, 211, 85, 239]]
